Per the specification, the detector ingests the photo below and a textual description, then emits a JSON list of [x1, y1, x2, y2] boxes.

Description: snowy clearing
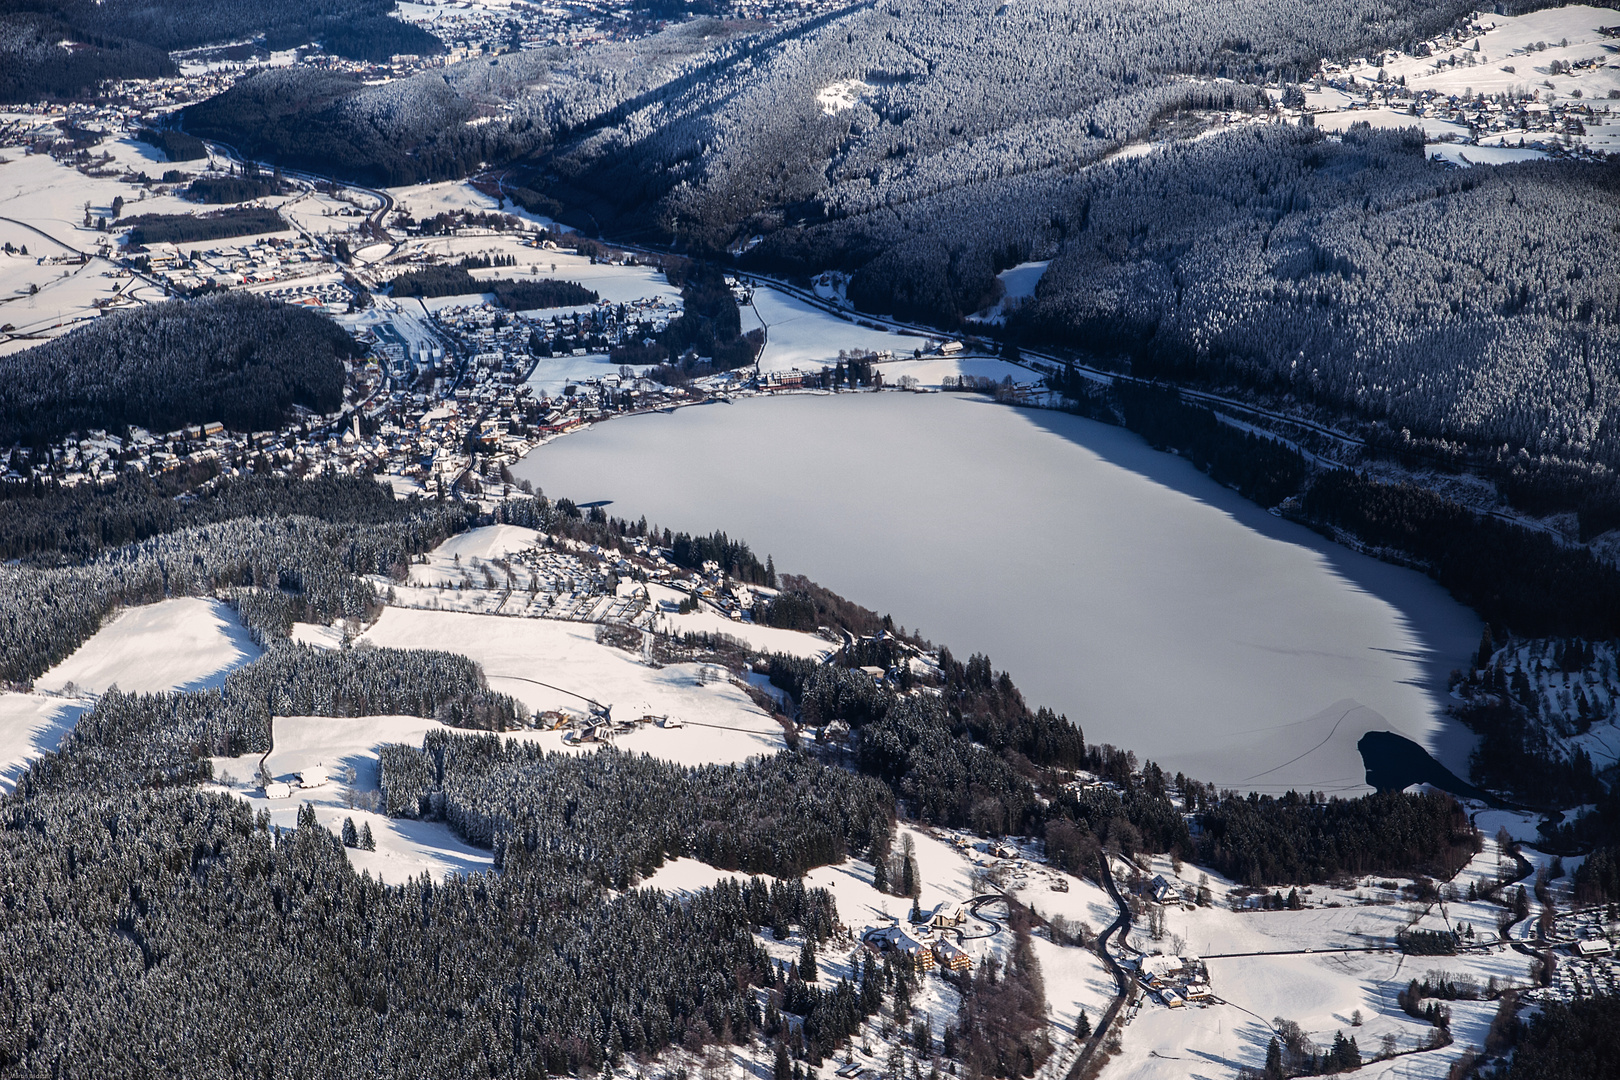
[[747, 286, 932, 374], [356, 607, 788, 766], [0, 693, 89, 793], [35, 598, 261, 696]]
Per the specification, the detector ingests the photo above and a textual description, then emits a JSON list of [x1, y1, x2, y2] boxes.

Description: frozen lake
[[514, 393, 1481, 795]]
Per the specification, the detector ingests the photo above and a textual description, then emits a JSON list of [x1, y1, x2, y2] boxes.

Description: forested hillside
[[1013, 127, 1620, 466], [0, 0, 440, 100], [0, 292, 352, 445]]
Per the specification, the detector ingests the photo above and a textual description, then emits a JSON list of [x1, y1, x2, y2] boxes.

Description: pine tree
[[799, 938, 818, 982], [342, 817, 359, 847], [775, 1042, 792, 1080], [1264, 1037, 1283, 1080], [1076, 1011, 1091, 1039], [873, 857, 889, 894], [360, 822, 375, 851]]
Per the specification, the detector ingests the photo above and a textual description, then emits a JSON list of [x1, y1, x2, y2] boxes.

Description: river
[[513, 392, 1481, 795]]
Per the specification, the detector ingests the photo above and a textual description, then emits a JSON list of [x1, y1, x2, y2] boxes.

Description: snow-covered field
[[1104, 843, 1535, 1080], [35, 597, 261, 696], [1301, 5, 1620, 159], [968, 260, 1051, 324], [746, 287, 932, 374], [406, 523, 541, 586], [357, 607, 789, 766], [210, 713, 500, 883], [0, 693, 89, 792]]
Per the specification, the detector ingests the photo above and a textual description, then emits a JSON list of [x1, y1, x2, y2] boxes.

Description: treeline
[[766, 641, 1480, 887], [0, 292, 350, 446], [0, 472, 449, 565], [388, 264, 598, 310], [379, 731, 892, 887], [124, 205, 287, 245], [21, 643, 521, 793], [491, 278, 598, 311], [1113, 382, 1310, 507], [0, 789, 790, 1077], [186, 173, 287, 204], [1196, 790, 1479, 887], [0, 500, 473, 684], [669, 529, 776, 585], [0, 12, 174, 102], [1301, 470, 1620, 639], [1498, 997, 1620, 1080], [136, 127, 206, 162], [623, 263, 762, 383]]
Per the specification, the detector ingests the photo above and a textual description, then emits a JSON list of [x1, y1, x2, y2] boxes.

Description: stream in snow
[[513, 392, 1481, 795]]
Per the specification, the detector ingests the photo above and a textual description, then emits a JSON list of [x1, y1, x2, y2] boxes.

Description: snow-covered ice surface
[[0, 693, 89, 792], [356, 607, 788, 766], [748, 287, 932, 374], [515, 393, 1480, 793], [35, 598, 261, 695]]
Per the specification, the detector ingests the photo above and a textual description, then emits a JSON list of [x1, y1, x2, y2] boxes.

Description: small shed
[[263, 781, 293, 800]]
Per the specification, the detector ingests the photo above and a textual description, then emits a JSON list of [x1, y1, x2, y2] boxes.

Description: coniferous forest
[[0, 293, 353, 446], [0, 469, 1498, 1077]]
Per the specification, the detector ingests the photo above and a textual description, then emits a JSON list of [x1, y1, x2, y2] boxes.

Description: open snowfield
[[526, 352, 631, 395], [210, 712, 501, 883], [357, 606, 789, 765], [655, 609, 836, 660], [1427, 143, 1551, 166], [878, 356, 1034, 389], [1311, 109, 1471, 140], [515, 392, 1482, 793], [1375, 5, 1620, 102], [746, 286, 932, 374], [0, 693, 89, 792], [1105, 846, 1534, 1079], [35, 597, 261, 695], [968, 260, 1051, 324], [406, 523, 541, 586]]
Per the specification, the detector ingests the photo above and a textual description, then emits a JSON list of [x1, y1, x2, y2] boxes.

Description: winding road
[[1064, 854, 1135, 1080]]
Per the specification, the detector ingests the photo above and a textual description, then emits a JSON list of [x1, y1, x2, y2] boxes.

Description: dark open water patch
[[1358, 730, 1509, 808]]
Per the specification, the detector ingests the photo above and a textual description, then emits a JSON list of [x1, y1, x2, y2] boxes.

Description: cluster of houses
[[141, 237, 335, 294], [1134, 954, 1214, 1009], [1520, 906, 1620, 1006], [861, 905, 976, 974], [1522, 906, 1620, 1010]]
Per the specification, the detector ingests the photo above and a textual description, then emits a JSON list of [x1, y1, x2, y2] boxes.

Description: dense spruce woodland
[[388, 264, 600, 310], [0, 495, 476, 684], [0, 292, 351, 446], [0, 0, 440, 101], [0, 472, 442, 564], [1012, 128, 1620, 467], [380, 732, 892, 886], [124, 204, 288, 245], [0, 463, 1509, 1076], [1498, 997, 1620, 1079]]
